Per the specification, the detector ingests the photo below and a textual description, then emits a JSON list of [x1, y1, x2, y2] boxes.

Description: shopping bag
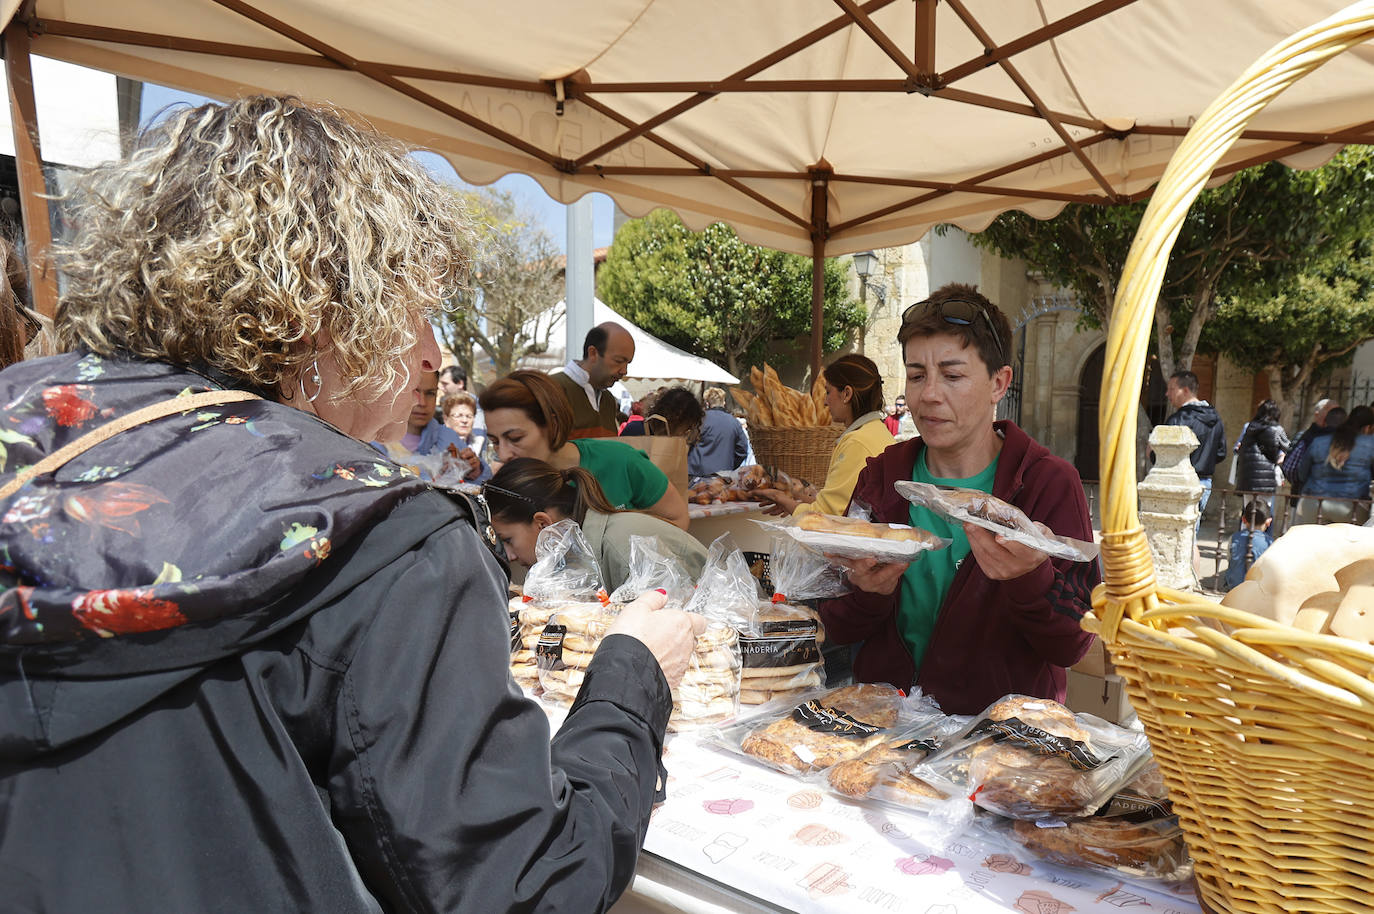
[[619, 415, 689, 493]]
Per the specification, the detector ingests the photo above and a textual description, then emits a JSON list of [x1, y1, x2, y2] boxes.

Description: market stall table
[[612, 735, 1203, 914]]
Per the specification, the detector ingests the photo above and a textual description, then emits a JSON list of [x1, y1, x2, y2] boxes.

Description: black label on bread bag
[[894, 737, 940, 754], [792, 700, 883, 738], [1093, 790, 1173, 822], [968, 717, 1104, 770], [741, 618, 820, 668], [509, 609, 520, 652], [535, 624, 567, 671]]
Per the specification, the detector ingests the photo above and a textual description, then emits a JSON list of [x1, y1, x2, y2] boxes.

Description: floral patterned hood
[[0, 353, 430, 650]]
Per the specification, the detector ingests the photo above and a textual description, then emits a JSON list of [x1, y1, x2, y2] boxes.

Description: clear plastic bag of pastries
[[536, 601, 623, 706], [736, 601, 827, 706], [515, 519, 606, 695], [913, 694, 1151, 822]]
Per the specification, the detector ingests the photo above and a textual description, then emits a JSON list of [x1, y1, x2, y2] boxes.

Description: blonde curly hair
[[55, 95, 469, 401]]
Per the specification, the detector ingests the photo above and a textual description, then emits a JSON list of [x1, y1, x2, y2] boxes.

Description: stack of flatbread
[[670, 621, 742, 731], [536, 602, 621, 706], [738, 603, 826, 705]]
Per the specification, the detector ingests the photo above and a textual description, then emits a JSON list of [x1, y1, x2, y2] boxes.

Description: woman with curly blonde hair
[[0, 95, 701, 913]]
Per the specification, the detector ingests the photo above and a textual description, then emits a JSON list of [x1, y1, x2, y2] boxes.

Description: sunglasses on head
[[900, 297, 1007, 366]]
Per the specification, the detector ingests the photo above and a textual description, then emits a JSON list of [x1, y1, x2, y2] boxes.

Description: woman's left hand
[[964, 522, 1049, 581]]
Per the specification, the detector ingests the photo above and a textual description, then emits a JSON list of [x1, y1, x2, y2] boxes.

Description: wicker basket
[[748, 423, 843, 485], [1087, 5, 1374, 913]]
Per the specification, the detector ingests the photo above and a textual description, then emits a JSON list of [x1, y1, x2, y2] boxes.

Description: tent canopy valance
[[4, 1, 1372, 371]]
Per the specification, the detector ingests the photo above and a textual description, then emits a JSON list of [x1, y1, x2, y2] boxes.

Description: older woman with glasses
[[818, 283, 1099, 716]]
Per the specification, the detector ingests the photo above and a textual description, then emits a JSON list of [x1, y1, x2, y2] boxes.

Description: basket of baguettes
[[733, 364, 843, 485], [1087, 6, 1374, 912]]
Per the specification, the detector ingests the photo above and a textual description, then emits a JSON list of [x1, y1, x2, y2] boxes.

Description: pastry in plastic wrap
[[1009, 815, 1190, 882], [669, 621, 742, 731], [827, 735, 946, 802], [737, 684, 904, 772]]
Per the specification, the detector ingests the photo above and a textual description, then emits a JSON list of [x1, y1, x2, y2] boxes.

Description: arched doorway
[[1077, 346, 1173, 483], [1075, 345, 1104, 482]]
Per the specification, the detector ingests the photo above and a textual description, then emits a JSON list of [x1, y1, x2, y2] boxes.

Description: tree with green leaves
[[1207, 241, 1374, 422], [597, 209, 864, 377], [435, 188, 562, 379], [969, 147, 1374, 383]]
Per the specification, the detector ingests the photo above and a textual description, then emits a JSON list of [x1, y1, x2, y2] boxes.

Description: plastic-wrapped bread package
[[607, 534, 695, 609], [913, 695, 1151, 822], [994, 759, 1193, 884], [823, 705, 968, 809], [736, 602, 826, 706], [514, 519, 606, 694], [536, 601, 623, 706], [895, 481, 1099, 562], [710, 683, 913, 774], [673, 535, 761, 730], [771, 511, 950, 563]]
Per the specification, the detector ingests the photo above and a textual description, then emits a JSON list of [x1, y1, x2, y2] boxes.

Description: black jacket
[[1165, 401, 1227, 478], [1236, 420, 1290, 493], [0, 354, 670, 913]]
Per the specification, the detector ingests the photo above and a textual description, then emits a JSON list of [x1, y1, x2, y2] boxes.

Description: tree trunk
[[1266, 366, 1302, 428], [1153, 296, 1177, 380]]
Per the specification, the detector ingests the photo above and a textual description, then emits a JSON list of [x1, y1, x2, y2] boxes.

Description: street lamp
[[851, 250, 885, 305]]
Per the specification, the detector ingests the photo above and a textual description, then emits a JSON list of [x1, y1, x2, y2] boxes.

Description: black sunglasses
[[901, 297, 1007, 367]]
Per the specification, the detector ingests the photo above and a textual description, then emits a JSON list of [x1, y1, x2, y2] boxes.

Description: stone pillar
[[1138, 424, 1203, 590]]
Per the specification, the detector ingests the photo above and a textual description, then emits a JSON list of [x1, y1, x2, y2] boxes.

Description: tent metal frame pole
[[4, 20, 57, 319], [809, 163, 831, 380]]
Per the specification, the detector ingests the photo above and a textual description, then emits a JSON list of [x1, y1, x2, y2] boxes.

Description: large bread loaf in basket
[[1085, 4, 1374, 912]]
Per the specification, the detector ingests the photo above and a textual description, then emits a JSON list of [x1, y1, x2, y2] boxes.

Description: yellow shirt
[[794, 411, 895, 517]]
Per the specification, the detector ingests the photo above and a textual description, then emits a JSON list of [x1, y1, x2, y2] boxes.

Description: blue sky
[[140, 84, 617, 252]]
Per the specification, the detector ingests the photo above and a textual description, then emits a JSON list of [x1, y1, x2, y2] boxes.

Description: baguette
[[799, 512, 939, 544]]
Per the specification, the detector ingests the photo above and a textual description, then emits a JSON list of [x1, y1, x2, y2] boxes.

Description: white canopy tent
[[3, 0, 1373, 371], [520, 297, 739, 385]]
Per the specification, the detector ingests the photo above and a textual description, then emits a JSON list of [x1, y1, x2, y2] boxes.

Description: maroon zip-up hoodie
[[819, 421, 1099, 715]]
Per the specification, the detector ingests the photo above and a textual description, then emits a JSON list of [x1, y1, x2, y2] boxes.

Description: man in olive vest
[[552, 322, 635, 438]]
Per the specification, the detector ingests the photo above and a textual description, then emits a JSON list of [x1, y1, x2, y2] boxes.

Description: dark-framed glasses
[[901, 297, 1007, 367]]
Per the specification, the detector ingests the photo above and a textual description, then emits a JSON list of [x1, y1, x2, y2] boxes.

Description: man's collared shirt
[[560, 360, 601, 411]]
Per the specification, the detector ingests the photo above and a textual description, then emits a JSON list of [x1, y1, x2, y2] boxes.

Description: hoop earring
[[300, 359, 323, 404]]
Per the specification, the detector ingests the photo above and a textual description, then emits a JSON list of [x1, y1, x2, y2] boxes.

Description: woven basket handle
[[1096, 0, 1374, 632], [0, 389, 260, 502]]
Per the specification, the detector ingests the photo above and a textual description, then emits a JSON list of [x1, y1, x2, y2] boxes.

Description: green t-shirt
[[572, 438, 670, 510], [897, 448, 998, 672]]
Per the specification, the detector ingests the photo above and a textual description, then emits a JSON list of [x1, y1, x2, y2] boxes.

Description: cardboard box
[[1065, 670, 1135, 725], [1070, 639, 1116, 679]]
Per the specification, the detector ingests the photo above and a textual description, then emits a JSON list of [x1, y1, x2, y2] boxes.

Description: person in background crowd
[[1226, 499, 1273, 591], [440, 363, 485, 433], [0, 95, 704, 914], [481, 369, 689, 529], [1297, 404, 1374, 524], [883, 396, 906, 436], [484, 457, 708, 591], [621, 386, 704, 444], [819, 283, 1098, 716], [439, 364, 466, 400], [1282, 398, 1339, 495], [689, 387, 751, 477], [551, 322, 635, 437], [734, 409, 759, 467], [1235, 399, 1289, 509], [373, 369, 487, 483], [1163, 369, 1226, 523], [441, 390, 491, 483], [619, 399, 645, 434], [0, 236, 33, 370], [757, 354, 894, 517]]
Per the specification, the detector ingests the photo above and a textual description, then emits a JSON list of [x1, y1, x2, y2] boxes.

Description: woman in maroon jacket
[[821, 283, 1099, 715]]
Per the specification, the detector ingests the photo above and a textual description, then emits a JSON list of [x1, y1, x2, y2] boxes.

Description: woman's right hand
[[605, 590, 708, 687], [837, 556, 911, 595]]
